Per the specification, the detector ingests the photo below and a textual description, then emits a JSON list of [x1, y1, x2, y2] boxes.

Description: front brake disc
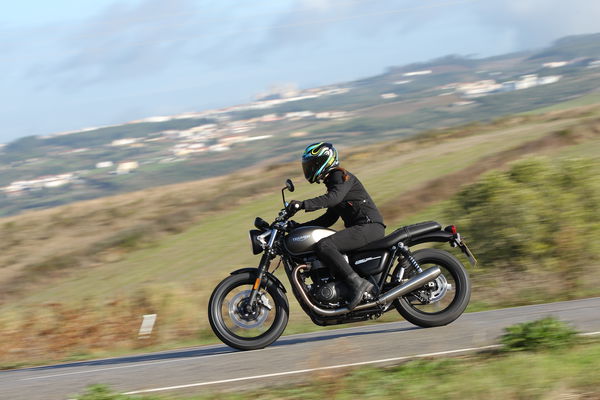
[[228, 290, 270, 329]]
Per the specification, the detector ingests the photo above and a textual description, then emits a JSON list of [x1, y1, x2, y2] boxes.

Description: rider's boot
[[346, 272, 374, 310]]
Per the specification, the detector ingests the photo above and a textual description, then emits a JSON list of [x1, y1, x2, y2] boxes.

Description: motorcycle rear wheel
[[394, 248, 471, 327], [208, 271, 289, 350]]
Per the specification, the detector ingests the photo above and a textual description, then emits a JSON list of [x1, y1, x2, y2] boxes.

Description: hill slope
[[2, 100, 600, 367]]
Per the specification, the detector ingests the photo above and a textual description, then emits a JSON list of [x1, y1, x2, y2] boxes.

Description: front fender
[[230, 268, 287, 293]]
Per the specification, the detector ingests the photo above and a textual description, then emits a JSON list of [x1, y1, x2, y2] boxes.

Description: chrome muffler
[[292, 265, 441, 317]]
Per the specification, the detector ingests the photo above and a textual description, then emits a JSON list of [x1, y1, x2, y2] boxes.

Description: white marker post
[[138, 314, 157, 339]]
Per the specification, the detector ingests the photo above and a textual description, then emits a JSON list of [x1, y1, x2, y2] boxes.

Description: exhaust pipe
[[292, 265, 441, 317]]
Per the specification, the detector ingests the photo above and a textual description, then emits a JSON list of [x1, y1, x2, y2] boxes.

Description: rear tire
[[208, 271, 289, 350], [394, 248, 470, 327]]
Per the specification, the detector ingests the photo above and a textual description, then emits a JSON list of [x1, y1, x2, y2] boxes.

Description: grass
[[524, 91, 600, 114], [75, 338, 600, 400], [1, 102, 600, 368]]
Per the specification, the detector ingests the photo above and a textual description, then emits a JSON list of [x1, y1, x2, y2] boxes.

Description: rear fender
[[230, 268, 287, 293], [406, 231, 477, 267], [405, 230, 453, 247]]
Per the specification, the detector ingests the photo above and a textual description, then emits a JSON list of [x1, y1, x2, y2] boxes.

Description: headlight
[[249, 230, 264, 255]]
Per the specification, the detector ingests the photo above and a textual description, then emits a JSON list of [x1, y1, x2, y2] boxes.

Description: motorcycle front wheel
[[208, 271, 289, 350]]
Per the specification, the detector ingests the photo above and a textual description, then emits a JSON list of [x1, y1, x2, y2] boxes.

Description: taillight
[[444, 225, 458, 235]]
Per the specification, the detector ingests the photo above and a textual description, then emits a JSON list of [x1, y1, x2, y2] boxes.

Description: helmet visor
[[302, 155, 329, 183]]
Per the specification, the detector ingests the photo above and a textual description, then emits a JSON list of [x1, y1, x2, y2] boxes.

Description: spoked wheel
[[208, 271, 289, 350], [394, 249, 471, 327]]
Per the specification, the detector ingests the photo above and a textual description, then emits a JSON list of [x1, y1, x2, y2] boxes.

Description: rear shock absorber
[[397, 242, 423, 273]]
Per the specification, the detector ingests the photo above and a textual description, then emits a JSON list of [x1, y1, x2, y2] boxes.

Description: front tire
[[394, 248, 471, 327], [208, 271, 289, 350]]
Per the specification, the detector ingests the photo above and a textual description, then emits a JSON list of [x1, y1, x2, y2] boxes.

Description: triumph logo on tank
[[291, 234, 311, 242]]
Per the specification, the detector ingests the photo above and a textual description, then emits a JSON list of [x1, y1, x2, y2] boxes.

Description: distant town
[[2, 54, 598, 199]]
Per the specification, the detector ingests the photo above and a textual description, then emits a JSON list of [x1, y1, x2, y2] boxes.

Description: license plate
[[460, 241, 478, 267]]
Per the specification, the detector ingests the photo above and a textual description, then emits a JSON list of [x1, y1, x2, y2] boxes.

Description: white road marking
[[122, 330, 600, 395], [580, 331, 600, 336], [124, 345, 502, 395], [20, 330, 600, 382], [19, 350, 251, 381]]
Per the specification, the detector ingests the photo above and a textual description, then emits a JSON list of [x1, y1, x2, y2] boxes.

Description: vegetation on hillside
[[442, 154, 600, 309], [1, 102, 600, 368], [447, 156, 600, 272]]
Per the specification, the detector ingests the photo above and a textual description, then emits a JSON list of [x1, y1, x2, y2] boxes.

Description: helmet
[[302, 142, 339, 183]]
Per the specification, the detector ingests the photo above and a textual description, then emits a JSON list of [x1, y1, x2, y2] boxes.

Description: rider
[[287, 142, 385, 310]]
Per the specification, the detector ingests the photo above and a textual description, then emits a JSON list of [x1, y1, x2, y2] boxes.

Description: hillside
[[2, 33, 600, 216], [1, 98, 600, 367]]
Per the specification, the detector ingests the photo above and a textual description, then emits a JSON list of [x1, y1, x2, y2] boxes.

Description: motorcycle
[[208, 179, 476, 350]]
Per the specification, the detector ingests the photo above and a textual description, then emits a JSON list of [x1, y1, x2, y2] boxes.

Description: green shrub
[[500, 317, 578, 352], [445, 156, 600, 271], [76, 384, 160, 400]]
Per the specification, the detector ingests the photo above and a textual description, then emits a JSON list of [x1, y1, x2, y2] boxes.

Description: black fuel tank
[[284, 226, 336, 256]]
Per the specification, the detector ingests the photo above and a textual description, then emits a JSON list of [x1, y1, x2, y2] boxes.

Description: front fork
[[247, 228, 279, 308], [247, 252, 274, 308]]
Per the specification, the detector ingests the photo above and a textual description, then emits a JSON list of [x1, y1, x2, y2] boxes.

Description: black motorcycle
[[208, 179, 476, 350]]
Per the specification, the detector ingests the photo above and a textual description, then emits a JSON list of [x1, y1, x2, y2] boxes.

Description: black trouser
[[314, 223, 385, 280]]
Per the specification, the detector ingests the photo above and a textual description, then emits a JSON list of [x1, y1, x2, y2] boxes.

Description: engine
[[306, 260, 348, 305]]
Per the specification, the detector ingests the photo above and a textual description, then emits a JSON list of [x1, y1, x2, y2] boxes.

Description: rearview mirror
[[285, 179, 295, 192]]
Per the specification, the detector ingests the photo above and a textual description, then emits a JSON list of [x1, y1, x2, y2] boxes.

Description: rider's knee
[[315, 237, 336, 256]]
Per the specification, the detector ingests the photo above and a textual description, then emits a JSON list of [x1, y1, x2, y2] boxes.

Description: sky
[[1, 0, 599, 143]]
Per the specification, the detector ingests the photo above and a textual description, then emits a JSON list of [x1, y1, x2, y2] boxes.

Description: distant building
[[111, 138, 138, 146], [501, 81, 517, 91], [209, 144, 230, 152], [515, 75, 539, 90], [285, 111, 314, 120], [538, 75, 561, 85], [588, 60, 600, 68], [2, 173, 77, 195], [315, 111, 351, 119], [96, 161, 114, 169], [456, 80, 502, 97], [116, 161, 139, 174], [543, 61, 568, 68], [260, 114, 281, 122], [403, 70, 432, 77]]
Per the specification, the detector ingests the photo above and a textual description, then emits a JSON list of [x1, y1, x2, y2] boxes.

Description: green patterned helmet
[[302, 142, 339, 183]]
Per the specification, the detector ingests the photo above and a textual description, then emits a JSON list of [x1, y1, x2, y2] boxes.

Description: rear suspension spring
[[397, 243, 423, 273]]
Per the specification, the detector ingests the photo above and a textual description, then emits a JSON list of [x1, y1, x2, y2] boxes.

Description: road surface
[[1, 297, 599, 400]]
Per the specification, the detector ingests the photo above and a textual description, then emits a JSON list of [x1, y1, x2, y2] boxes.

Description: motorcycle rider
[[287, 142, 385, 310]]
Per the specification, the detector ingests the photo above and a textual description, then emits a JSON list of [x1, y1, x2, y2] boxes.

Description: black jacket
[[302, 169, 384, 228]]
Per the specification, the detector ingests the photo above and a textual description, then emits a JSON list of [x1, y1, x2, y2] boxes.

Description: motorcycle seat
[[357, 221, 442, 251]]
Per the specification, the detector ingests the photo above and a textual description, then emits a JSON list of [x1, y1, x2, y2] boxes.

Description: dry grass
[[1, 103, 600, 367], [379, 118, 600, 222], [0, 165, 302, 302]]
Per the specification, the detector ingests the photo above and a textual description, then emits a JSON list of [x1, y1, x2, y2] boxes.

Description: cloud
[[15, 0, 600, 91], [4, 0, 600, 142], [469, 0, 600, 50], [25, 0, 198, 89]]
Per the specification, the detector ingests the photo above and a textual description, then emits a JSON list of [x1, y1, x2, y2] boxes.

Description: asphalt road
[[2, 297, 599, 400]]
